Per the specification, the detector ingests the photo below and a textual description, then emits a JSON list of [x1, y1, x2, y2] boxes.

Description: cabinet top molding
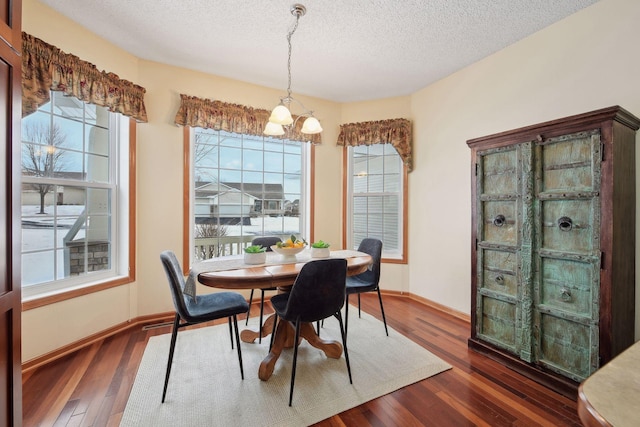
[[467, 106, 640, 148]]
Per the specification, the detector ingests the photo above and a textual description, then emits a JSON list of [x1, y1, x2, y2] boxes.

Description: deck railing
[[193, 235, 259, 260]]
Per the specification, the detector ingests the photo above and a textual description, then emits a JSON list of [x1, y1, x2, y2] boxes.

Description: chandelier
[[263, 4, 322, 137]]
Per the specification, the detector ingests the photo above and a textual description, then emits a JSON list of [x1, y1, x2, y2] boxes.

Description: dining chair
[[345, 238, 388, 340], [159, 250, 249, 403], [246, 236, 282, 343], [269, 258, 352, 406]]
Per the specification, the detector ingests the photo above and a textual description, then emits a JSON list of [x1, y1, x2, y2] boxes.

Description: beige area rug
[[120, 311, 451, 427]]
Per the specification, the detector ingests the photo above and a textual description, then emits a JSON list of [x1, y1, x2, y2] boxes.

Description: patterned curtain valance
[[21, 32, 148, 122], [174, 94, 322, 144], [337, 118, 413, 171]]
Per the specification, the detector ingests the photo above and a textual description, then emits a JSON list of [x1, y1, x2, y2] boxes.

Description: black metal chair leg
[[162, 314, 181, 403], [269, 314, 278, 352], [246, 290, 255, 325], [228, 317, 234, 349], [376, 287, 389, 336], [289, 320, 302, 406], [258, 289, 266, 343], [357, 294, 362, 318], [344, 295, 350, 342], [232, 315, 244, 379], [334, 312, 352, 383]]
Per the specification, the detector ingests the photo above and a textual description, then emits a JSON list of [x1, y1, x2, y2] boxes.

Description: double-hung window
[[189, 128, 310, 261], [346, 143, 407, 261], [21, 91, 132, 299]]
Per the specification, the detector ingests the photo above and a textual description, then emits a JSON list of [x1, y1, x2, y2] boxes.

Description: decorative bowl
[[271, 245, 305, 260]]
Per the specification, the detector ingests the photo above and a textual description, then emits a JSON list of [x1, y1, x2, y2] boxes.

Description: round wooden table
[[197, 252, 371, 381]]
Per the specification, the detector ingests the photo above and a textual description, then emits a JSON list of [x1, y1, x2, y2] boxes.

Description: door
[[533, 130, 602, 382], [474, 142, 534, 362], [0, 0, 22, 425]]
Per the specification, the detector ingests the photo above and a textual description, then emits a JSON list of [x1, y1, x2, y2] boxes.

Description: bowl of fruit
[[271, 235, 307, 260]]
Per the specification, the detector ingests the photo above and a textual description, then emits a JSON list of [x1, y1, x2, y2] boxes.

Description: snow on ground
[[21, 205, 303, 286]]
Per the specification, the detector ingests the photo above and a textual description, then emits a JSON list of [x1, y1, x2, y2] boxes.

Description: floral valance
[[337, 118, 413, 172], [174, 94, 322, 144], [21, 32, 148, 122]]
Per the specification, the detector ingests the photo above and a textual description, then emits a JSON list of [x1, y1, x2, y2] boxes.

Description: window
[[21, 91, 132, 299], [346, 143, 407, 261], [189, 128, 310, 261]]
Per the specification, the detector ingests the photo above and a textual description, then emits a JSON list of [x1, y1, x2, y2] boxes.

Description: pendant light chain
[[286, 14, 300, 101]]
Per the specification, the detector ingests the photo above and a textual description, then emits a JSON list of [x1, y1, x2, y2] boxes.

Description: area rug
[[120, 311, 451, 427]]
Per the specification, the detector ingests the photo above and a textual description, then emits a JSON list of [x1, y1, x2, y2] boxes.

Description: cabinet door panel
[[541, 199, 597, 253], [482, 200, 517, 245], [540, 131, 599, 193], [538, 313, 596, 381], [540, 257, 595, 316], [481, 148, 518, 195], [479, 296, 516, 351], [480, 248, 517, 296]]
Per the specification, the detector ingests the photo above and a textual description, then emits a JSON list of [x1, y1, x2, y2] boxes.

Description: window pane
[[192, 129, 308, 260], [348, 145, 404, 258], [21, 92, 121, 293]]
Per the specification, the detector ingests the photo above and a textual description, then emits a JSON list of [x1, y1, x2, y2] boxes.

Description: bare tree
[[22, 121, 67, 214], [194, 222, 228, 259]]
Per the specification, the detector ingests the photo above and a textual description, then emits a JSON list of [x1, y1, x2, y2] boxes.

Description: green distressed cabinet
[[467, 106, 639, 398]]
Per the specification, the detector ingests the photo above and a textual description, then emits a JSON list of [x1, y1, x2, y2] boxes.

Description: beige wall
[[21, 0, 640, 362]]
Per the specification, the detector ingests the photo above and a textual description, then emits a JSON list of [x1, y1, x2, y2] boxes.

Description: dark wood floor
[[22, 294, 582, 427]]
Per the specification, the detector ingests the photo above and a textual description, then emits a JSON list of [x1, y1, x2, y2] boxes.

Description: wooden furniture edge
[[577, 383, 613, 427], [21, 312, 175, 373], [22, 292, 468, 374]]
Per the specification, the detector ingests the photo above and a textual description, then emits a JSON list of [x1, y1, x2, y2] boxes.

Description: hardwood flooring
[[22, 294, 582, 426]]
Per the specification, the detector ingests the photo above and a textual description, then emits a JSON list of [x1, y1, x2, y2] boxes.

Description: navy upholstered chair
[[160, 250, 249, 403], [345, 238, 388, 339], [246, 236, 282, 343], [269, 258, 352, 406]]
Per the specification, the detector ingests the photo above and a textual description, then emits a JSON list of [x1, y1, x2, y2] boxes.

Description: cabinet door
[[475, 143, 533, 359], [533, 130, 601, 382]]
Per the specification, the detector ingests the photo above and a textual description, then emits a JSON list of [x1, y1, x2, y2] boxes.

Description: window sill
[[22, 274, 134, 311]]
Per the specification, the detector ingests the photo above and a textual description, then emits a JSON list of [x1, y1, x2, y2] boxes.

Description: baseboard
[[21, 311, 175, 373], [22, 292, 468, 373], [381, 289, 470, 323]]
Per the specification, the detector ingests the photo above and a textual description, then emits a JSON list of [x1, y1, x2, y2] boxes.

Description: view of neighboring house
[[194, 181, 289, 224]]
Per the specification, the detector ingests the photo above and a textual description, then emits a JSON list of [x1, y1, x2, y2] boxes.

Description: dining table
[[190, 249, 372, 381]]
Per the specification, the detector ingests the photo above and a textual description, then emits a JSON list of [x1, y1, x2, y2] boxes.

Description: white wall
[[408, 0, 640, 337], [21, 0, 640, 362]]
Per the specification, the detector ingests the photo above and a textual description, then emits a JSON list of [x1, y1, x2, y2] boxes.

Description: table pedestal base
[[256, 315, 343, 381]]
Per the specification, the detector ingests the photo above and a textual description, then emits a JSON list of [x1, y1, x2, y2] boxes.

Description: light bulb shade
[[269, 105, 294, 125], [301, 116, 323, 134], [263, 121, 285, 136]]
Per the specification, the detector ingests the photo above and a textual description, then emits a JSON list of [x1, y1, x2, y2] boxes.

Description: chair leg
[[334, 312, 352, 384], [228, 317, 234, 349], [232, 315, 245, 380], [269, 314, 278, 352], [258, 289, 266, 344], [344, 295, 350, 343], [316, 321, 320, 336], [246, 289, 255, 325], [289, 319, 302, 406], [162, 313, 181, 403], [357, 294, 362, 318], [376, 287, 389, 336]]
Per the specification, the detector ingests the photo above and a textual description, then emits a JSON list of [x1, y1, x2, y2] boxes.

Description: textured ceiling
[[39, 0, 600, 103]]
